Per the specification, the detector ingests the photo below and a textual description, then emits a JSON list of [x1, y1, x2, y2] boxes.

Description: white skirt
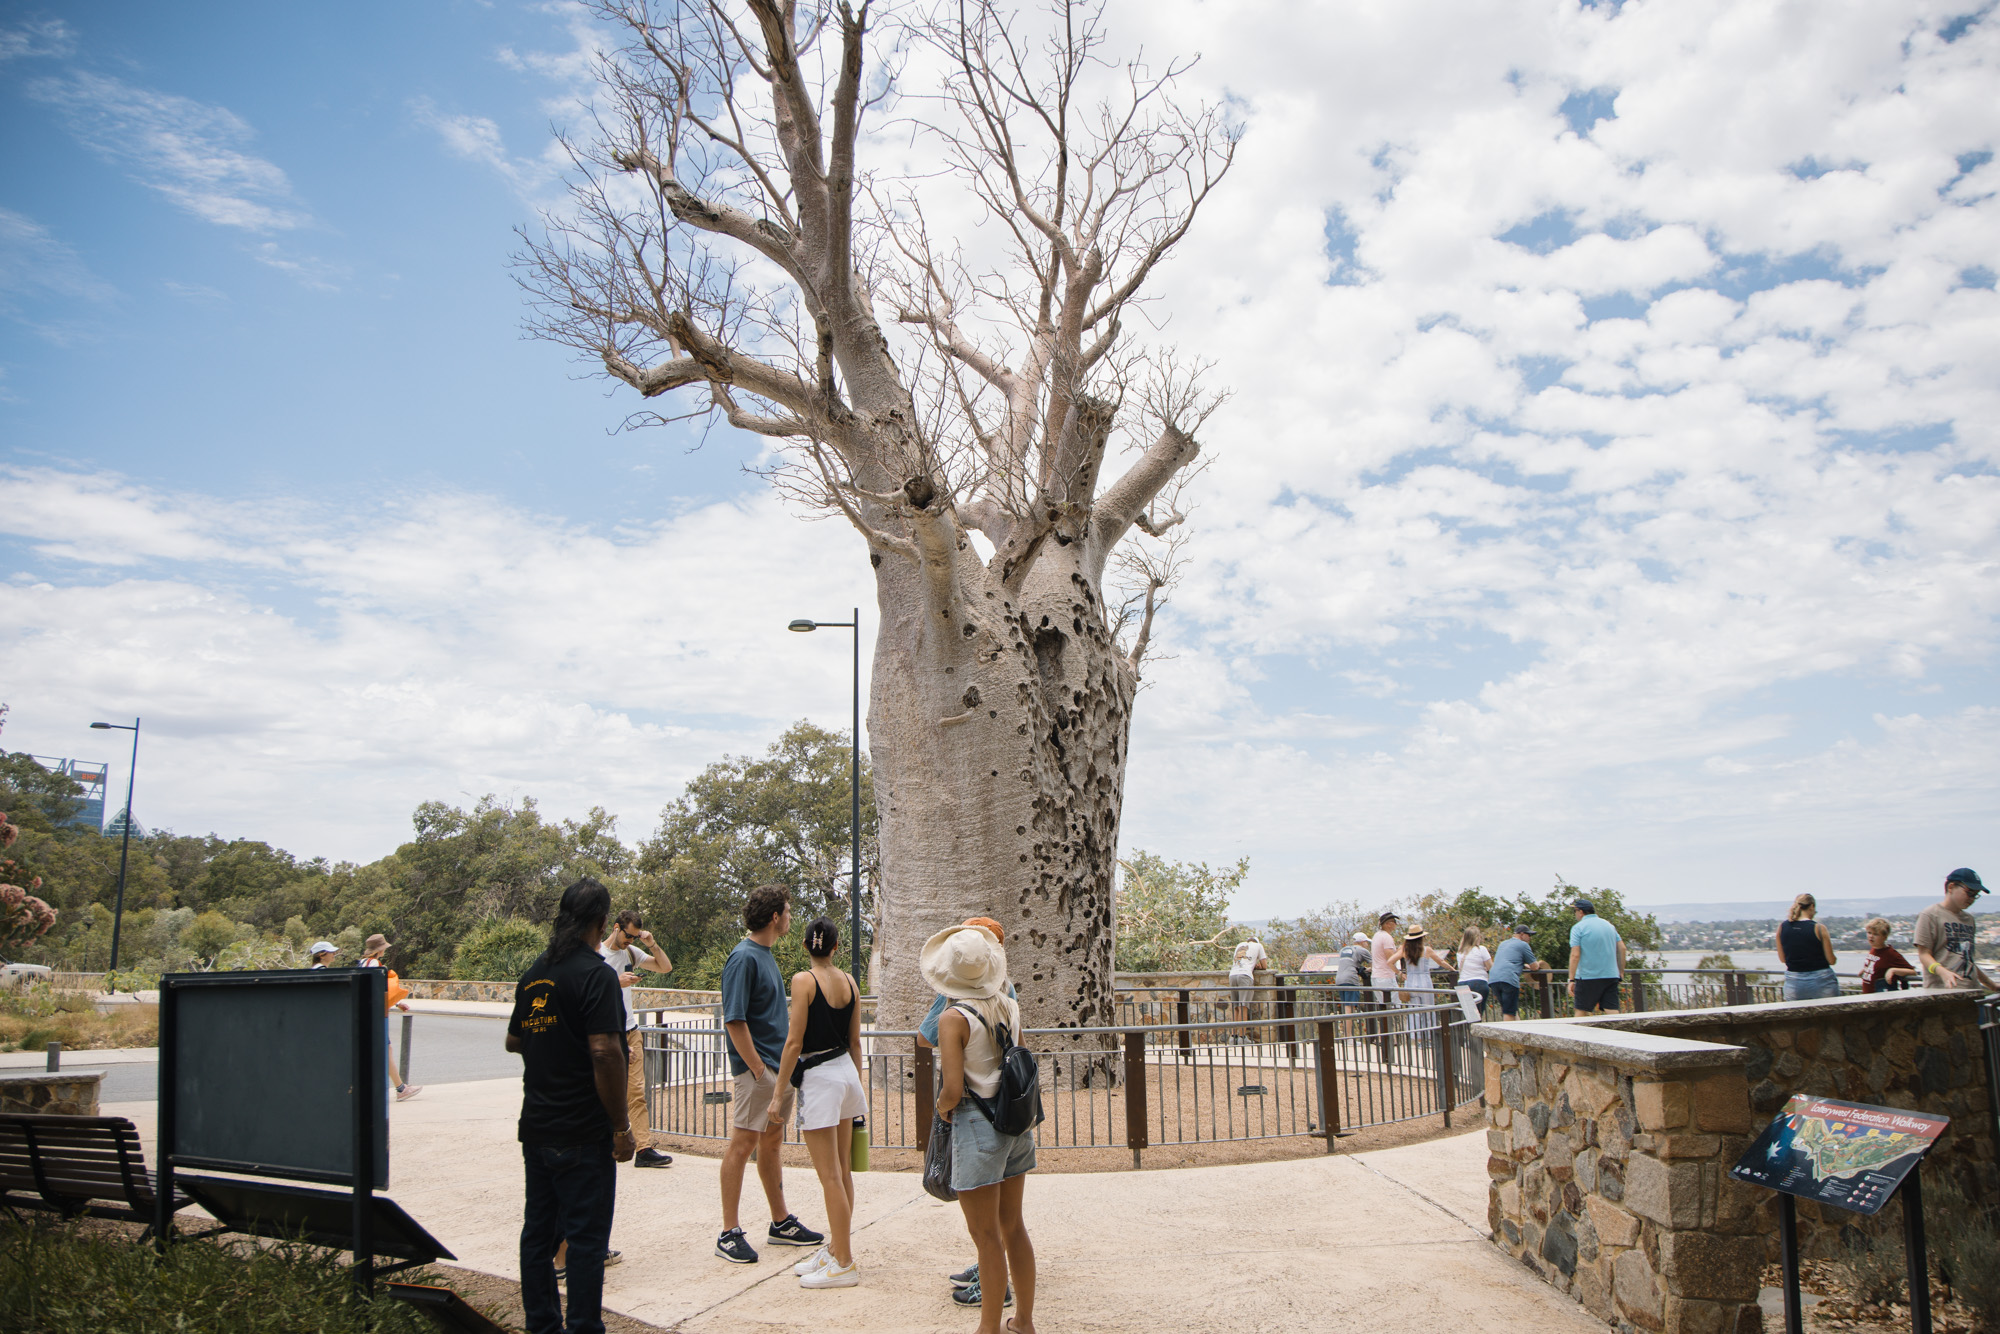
[[798, 1055, 867, 1131]]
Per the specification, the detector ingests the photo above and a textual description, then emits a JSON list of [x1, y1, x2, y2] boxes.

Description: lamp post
[[787, 610, 863, 986], [88, 718, 141, 973]]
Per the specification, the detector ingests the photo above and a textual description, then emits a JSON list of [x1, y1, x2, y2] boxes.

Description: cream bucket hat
[[919, 924, 1007, 1000]]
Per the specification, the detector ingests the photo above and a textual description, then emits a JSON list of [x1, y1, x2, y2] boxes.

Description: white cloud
[[409, 98, 570, 205], [0, 207, 117, 344], [0, 17, 73, 61], [26, 71, 308, 231], [0, 471, 875, 859]]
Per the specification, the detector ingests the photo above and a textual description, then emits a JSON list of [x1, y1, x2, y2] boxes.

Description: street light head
[[90, 722, 113, 729], [788, 619, 818, 632]]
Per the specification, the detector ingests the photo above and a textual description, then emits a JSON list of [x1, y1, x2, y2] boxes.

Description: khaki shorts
[[731, 1068, 796, 1133]]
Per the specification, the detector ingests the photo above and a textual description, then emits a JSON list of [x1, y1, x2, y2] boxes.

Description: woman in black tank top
[[1775, 893, 1840, 1001], [769, 918, 867, 1286]]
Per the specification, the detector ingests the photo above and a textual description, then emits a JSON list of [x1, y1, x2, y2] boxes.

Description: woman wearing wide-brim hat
[[923, 924, 1037, 1334], [1397, 925, 1451, 1036]]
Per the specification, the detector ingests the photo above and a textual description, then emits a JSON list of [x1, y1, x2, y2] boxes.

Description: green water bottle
[[851, 1116, 870, 1172]]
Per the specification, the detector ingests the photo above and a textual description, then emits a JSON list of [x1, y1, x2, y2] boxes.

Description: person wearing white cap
[[1334, 932, 1370, 1009], [923, 923, 1037, 1334], [308, 942, 338, 969]]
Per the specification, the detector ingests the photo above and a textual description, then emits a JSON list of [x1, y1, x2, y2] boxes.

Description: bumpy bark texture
[[870, 549, 1135, 1034]]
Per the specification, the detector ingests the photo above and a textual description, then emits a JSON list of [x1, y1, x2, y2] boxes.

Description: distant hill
[[1636, 895, 1995, 924]]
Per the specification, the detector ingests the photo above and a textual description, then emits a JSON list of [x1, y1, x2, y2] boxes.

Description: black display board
[[163, 968, 389, 1185], [156, 966, 391, 1291], [1729, 1094, 1947, 1215]]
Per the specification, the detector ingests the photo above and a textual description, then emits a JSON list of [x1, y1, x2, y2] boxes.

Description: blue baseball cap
[[1946, 868, 1985, 897], [1573, 899, 1595, 914]]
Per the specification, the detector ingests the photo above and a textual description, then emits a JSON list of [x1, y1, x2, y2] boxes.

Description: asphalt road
[[98, 1013, 520, 1103]]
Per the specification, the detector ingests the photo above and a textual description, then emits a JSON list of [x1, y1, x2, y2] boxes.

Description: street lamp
[[88, 718, 141, 973], [788, 611, 864, 986]]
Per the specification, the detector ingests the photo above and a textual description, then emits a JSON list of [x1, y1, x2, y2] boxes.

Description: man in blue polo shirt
[[714, 884, 823, 1265], [1567, 899, 1626, 1016]]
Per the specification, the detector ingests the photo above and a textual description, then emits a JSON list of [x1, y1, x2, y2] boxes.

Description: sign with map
[[1730, 1094, 1947, 1215]]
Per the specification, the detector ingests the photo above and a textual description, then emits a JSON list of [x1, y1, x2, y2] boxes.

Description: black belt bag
[[791, 1046, 848, 1088]]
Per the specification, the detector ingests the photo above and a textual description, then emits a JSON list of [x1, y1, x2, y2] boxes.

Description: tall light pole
[[788, 610, 863, 987], [88, 718, 141, 973]]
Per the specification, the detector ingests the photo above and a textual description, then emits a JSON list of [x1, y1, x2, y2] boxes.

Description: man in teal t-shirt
[[1567, 900, 1626, 1016]]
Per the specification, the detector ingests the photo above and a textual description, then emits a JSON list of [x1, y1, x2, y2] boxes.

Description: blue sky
[[3, 0, 1996, 916]]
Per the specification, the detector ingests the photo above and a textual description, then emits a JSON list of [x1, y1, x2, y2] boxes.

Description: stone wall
[[1478, 990, 1995, 1334], [402, 978, 722, 1007], [0, 1070, 103, 1116], [1591, 991, 1996, 1261]]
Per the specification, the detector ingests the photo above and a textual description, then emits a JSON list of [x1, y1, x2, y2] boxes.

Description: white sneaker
[[792, 1246, 832, 1277], [800, 1258, 860, 1288]]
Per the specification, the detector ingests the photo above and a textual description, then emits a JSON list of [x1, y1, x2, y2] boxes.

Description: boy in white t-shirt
[[1227, 937, 1269, 1040]]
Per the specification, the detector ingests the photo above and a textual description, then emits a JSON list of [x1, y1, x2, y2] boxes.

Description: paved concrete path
[[107, 1078, 1598, 1333]]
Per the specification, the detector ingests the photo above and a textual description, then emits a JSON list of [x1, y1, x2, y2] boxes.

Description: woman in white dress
[[1398, 926, 1451, 1034]]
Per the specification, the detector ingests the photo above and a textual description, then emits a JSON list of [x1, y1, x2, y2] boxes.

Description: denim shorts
[[1490, 981, 1521, 1016], [1784, 967, 1841, 1001], [950, 1103, 1036, 1190]]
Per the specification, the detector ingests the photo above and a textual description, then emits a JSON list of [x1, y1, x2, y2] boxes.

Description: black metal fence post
[[1123, 1030, 1147, 1170], [1437, 1003, 1457, 1128], [1315, 1019, 1340, 1149], [915, 1041, 935, 1151], [398, 1012, 413, 1088], [1177, 989, 1191, 1062]]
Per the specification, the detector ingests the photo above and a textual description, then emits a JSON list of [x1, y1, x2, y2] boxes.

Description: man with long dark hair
[[507, 877, 635, 1334]]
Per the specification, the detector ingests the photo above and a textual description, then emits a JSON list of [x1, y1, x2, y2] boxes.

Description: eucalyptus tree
[[523, 0, 1234, 1030]]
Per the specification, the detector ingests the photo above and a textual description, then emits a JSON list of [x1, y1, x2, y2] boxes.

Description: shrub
[[0, 1217, 444, 1333], [450, 918, 547, 981]]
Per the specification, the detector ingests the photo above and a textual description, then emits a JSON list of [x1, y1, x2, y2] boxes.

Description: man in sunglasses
[[601, 910, 676, 1169]]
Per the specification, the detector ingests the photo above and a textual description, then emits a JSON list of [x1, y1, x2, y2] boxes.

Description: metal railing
[[1231, 967, 1804, 1022], [638, 992, 1484, 1166]]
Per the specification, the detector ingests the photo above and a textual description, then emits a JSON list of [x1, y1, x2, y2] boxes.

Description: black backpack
[[954, 1003, 1044, 1136]]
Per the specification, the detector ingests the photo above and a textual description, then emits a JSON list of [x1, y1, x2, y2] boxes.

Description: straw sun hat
[[919, 924, 1008, 1000]]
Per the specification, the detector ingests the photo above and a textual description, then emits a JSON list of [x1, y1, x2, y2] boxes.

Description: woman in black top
[[1774, 893, 1840, 1001], [770, 918, 867, 1287]]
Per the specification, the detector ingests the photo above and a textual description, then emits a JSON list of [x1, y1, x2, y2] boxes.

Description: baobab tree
[[523, 0, 1235, 1033]]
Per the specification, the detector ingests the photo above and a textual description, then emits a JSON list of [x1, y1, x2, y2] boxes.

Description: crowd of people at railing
[[1223, 867, 1994, 1022]]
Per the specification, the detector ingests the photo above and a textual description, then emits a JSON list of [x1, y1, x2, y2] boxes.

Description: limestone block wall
[[404, 978, 723, 1008], [1483, 1026, 1763, 1334], [1479, 990, 1997, 1334], [0, 1070, 104, 1116], [1600, 992, 1996, 1261]]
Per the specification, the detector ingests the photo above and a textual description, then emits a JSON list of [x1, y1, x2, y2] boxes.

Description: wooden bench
[[0, 1112, 191, 1229]]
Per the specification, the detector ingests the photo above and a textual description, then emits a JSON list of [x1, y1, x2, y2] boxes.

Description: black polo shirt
[[508, 945, 626, 1145]]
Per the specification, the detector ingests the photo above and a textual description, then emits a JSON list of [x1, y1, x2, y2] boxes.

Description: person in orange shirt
[[359, 933, 422, 1102]]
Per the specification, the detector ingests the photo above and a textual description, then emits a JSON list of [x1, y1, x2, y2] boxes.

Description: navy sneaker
[[949, 1263, 979, 1288], [715, 1228, 758, 1264], [767, 1214, 824, 1247], [952, 1280, 1012, 1308], [634, 1147, 673, 1168]]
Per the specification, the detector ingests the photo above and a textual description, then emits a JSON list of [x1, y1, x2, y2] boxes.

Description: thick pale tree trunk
[[868, 542, 1134, 1036]]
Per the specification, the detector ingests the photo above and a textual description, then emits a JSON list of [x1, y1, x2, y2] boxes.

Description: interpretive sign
[[1730, 1093, 1947, 1215]]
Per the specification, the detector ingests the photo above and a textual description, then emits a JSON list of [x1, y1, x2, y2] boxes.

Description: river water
[[1651, 948, 1861, 977]]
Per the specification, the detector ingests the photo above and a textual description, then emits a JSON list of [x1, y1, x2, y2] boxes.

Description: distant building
[[26, 755, 109, 831]]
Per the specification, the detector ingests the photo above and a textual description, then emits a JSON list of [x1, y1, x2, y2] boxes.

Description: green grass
[[0, 1218, 450, 1334]]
